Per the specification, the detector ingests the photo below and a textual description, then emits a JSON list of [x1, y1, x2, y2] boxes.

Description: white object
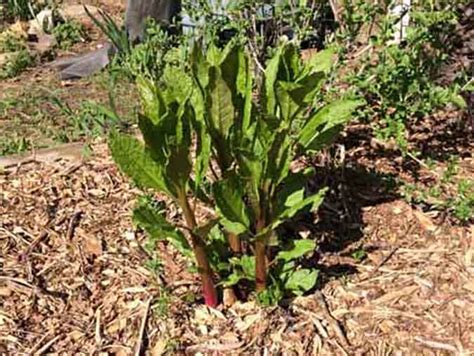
[[390, 0, 411, 44]]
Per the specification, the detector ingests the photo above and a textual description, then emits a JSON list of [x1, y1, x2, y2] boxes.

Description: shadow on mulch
[[280, 162, 400, 289], [342, 109, 473, 176]]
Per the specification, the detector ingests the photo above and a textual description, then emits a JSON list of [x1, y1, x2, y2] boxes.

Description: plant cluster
[[110, 39, 361, 306], [2, 0, 60, 22], [52, 19, 86, 50], [401, 157, 473, 223], [338, 0, 468, 151], [0, 27, 34, 79]]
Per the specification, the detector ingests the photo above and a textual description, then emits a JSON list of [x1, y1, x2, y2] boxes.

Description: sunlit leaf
[[277, 240, 316, 262], [133, 201, 192, 258], [284, 268, 318, 295], [109, 132, 171, 196]]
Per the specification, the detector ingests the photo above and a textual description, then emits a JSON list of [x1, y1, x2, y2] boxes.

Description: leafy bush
[[52, 20, 86, 50], [401, 157, 473, 223], [338, 1, 467, 151], [0, 49, 34, 79], [110, 41, 361, 306]]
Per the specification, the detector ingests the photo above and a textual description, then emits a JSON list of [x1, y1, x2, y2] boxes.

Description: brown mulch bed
[[1, 143, 473, 355]]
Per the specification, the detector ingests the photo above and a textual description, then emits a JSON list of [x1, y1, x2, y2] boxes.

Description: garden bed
[[1, 143, 472, 354]]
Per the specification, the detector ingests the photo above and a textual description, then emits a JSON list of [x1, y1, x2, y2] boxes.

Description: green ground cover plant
[[337, 0, 468, 152]]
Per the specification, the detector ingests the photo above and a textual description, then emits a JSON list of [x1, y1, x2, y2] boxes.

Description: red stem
[[255, 216, 267, 292], [180, 194, 218, 307]]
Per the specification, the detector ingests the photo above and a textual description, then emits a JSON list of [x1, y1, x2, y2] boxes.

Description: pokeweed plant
[[110, 40, 362, 306]]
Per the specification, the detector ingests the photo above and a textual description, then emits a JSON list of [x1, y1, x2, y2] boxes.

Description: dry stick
[[134, 297, 152, 356], [95, 308, 102, 347], [314, 291, 350, 349], [19, 230, 49, 263], [27, 333, 50, 354], [414, 337, 457, 353], [360, 246, 400, 282], [66, 211, 82, 240], [36, 335, 62, 355]]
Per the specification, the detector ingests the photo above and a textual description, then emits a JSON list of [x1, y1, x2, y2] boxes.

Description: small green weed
[[338, 1, 467, 152], [0, 49, 34, 79], [401, 158, 473, 223], [0, 29, 26, 53], [0, 135, 31, 155], [52, 99, 124, 142], [52, 20, 86, 50]]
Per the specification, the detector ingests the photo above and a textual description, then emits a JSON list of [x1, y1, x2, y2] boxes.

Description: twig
[[361, 246, 399, 281], [66, 211, 82, 240], [314, 291, 350, 349], [19, 230, 49, 263], [134, 297, 152, 356], [95, 308, 102, 347], [414, 337, 457, 352], [36, 335, 61, 355], [27, 333, 50, 354]]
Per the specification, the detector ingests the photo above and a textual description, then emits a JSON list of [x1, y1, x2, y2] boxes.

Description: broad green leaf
[[191, 45, 209, 89], [109, 132, 171, 196], [276, 82, 300, 123], [277, 240, 316, 262], [264, 46, 284, 115], [307, 47, 336, 74], [230, 255, 255, 279], [138, 114, 166, 163], [213, 177, 250, 234], [221, 255, 256, 287], [136, 76, 166, 124], [221, 271, 244, 287], [293, 71, 326, 104], [194, 121, 211, 189], [284, 268, 318, 295], [162, 65, 194, 103], [207, 67, 234, 137], [274, 187, 328, 226], [285, 187, 327, 218], [274, 168, 314, 216], [236, 148, 262, 208], [299, 100, 363, 149], [239, 255, 256, 279], [133, 202, 192, 258], [265, 131, 292, 186]]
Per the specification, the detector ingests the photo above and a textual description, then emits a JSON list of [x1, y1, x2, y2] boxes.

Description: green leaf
[[265, 131, 292, 186], [109, 132, 171, 196], [207, 67, 235, 137], [299, 100, 363, 150], [264, 46, 284, 115], [136, 76, 166, 124], [238, 255, 256, 279], [275, 187, 328, 225], [213, 177, 250, 235], [307, 47, 336, 74], [162, 66, 194, 103], [284, 268, 318, 295], [194, 121, 211, 189], [133, 202, 192, 258], [277, 240, 316, 262], [276, 81, 300, 123]]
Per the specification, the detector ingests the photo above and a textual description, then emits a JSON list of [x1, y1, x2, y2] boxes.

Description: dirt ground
[[1, 0, 473, 354]]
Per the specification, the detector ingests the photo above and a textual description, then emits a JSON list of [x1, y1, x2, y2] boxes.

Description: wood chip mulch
[[1, 144, 473, 355]]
